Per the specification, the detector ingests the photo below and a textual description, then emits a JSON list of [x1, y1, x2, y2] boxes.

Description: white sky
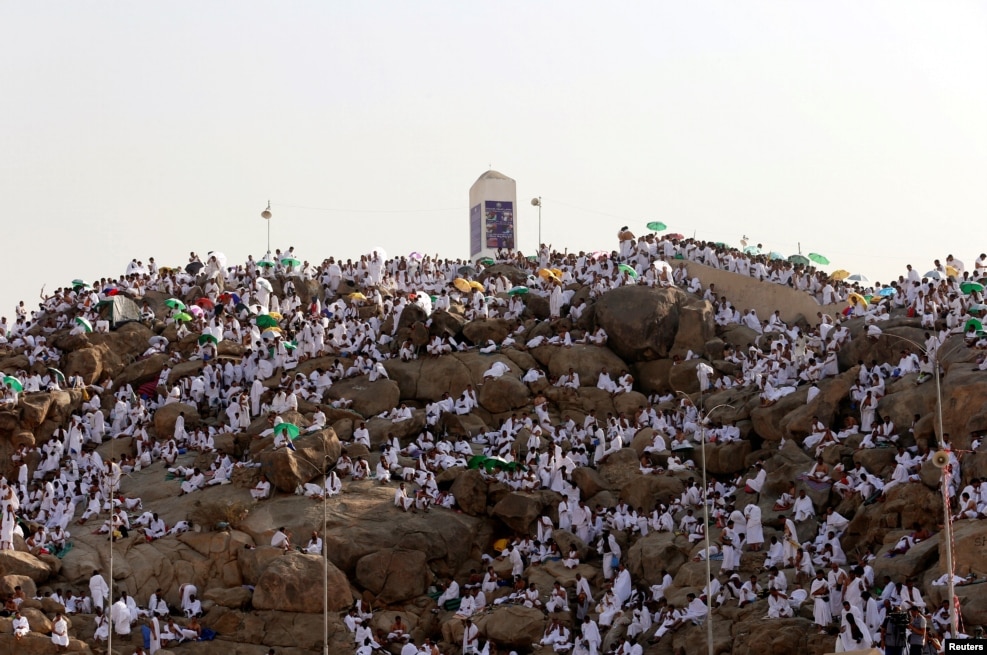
[[2, 1, 985, 315]]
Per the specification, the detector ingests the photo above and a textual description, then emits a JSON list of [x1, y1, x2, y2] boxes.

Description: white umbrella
[[208, 251, 228, 270], [847, 274, 869, 283], [149, 335, 169, 349], [256, 278, 273, 292], [204, 326, 224, 342], [923, 270, 944, 280], [372, 246, 387, 261]]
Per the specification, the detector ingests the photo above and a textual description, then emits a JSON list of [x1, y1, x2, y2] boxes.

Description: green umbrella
[[714, 242, 732, 250], [198, 333, 219, 345], [618, 263, 639, 278], [283, 340, 298, 351], [281, 257, 301, 267], [526, 255, 538, 262], [165, 298, 186, 310], [75, 317, 93, 332], [257, 259, 276, 268], [960, 281, 984, 295], [507, 286, 529, 296], [3, 376, 23, 392], [467, 455, 520, 472], [47, 368, 66, 383], [969, 303, 987, 314], [769, 251, 785, 261], [808, 253, 830, 265], [274, 422, 301, 439], [174, 312, 193, 322], [965, 318, 983, 333], [788, 254, 811, 266], [478, 257, 495, 266], [255, 314, 279, 329], [646, 221, 667, 232]]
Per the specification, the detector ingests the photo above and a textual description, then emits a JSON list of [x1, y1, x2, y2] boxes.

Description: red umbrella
[[137, 380, 158, 398], [196, 297, 215, 310], [665, 233, 685, 241]]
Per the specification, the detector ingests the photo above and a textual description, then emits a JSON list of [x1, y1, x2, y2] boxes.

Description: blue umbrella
[[769, 251, 785, 261], [878, 287, 897, 297]]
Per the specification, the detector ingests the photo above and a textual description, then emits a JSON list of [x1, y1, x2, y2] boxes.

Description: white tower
[[469, 170, 518, 262]]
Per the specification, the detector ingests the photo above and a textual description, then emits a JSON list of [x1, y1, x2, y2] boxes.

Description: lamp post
[[103, 450, 118, 655], [291, 446, 332, 655], [676, 391, 734, 655], [880, 331, 954, 636], [530, 197, 542, 253], [261, 201, 272, 256]]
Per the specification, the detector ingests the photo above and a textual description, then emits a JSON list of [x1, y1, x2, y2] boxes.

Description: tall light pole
[[677, 391, 733, 655], [530, 197, 542, 253], [291, 446, 332, 655], [261, 202, 272, 256], [104, 445, 117, 655], [880, 331, 954, 636]]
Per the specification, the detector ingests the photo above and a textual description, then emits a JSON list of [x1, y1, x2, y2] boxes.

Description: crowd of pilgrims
[[0, 234, 985, 654]]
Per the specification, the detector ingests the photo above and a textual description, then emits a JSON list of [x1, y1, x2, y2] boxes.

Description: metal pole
[[538, 198, 542, 250], [108, 442, 114, 655], [292, 444, 331, 655], [882, 332, 955, 635], [700, 420, 713, 655], [323, 462, 329, 655], [934, 363, 957, 636], [677, 392, 731, 655]]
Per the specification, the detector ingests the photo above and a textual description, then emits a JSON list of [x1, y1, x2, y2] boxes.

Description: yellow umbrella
[[453, 278, 471, 293], [551, 268, 563, 278], [537, 268, 560, 281], [347, 292, 367, 301], [946, 265, 959, 278], [830, 269, 850, 281], [469, 280, 485, 291], [848, 292, 869, 307], [263, 326, 283, 333], [267, 311, 283, 320]]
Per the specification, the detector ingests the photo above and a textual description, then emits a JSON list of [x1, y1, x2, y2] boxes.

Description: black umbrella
[[185, 262, 204, 275], [458, 265, 477, 278]]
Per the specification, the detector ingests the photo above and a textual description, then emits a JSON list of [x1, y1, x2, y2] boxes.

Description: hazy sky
[[2, 2, 985, 315]]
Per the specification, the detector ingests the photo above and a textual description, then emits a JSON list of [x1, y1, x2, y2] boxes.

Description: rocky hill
[[0, 250, 985, 655]]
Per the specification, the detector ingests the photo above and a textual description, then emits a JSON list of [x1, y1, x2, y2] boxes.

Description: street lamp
[[676, 391, 733, 655], [879, 331, 954, 636], [530, 197, 542, 253], [291, 447, 333, 655], [261, 202, 273, 256], [103, 448, 118, 655]]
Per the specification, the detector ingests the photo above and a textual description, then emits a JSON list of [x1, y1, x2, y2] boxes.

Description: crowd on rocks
[[0, 233, 985, 655]]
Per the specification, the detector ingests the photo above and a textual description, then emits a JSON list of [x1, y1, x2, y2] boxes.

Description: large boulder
[[252, 552, 352, 613], [0, 551, 52, 584], [477, 376, 531, 414], [354, 548, 429, 604], [594, 286, 691, 361], [325, 377, 400, 418], [491, 492, 553, 534], [474, 605, 547, 649], [462, 318, 511, 345], [152, 402, 200, 441], [255, 429, 342, 493], [627, 531, 687, 586], [450, 469, 488, 516]]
